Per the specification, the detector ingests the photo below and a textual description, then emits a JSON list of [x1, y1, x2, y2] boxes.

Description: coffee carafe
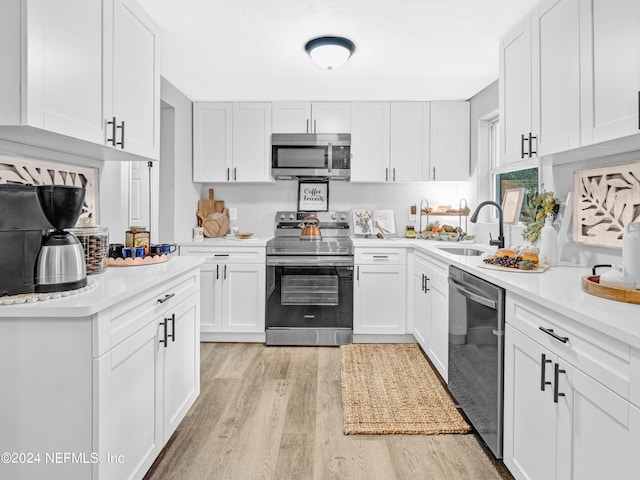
[[35, 185, 87, 292]]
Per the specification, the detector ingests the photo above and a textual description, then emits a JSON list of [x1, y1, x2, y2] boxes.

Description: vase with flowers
[[521, 188, 560, 244]]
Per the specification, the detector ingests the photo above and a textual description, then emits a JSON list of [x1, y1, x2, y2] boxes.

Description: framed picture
[[298, 181, 329, 212], [501, 187, 525, 225]]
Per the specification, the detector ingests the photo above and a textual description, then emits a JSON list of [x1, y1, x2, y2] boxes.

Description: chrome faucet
[[469, 201, 505, 249]]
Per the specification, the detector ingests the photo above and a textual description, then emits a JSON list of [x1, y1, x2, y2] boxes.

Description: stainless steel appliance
[[271, 133, 350, 180], [448, 265, 505, 458], [35, 185, 87, 292], [266, 210, 353, 345]]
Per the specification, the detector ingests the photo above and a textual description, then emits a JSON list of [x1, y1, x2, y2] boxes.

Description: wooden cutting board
[[197, 189, 216, 226], [478, 263, 550, 273]]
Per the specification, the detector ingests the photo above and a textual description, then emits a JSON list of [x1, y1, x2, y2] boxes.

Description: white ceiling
[[137, 0, 538, 102]]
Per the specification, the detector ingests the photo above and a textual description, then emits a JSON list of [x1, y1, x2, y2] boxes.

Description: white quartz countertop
[[353, 236, 640, 348], [0, 256, 204, 318], [179, 236, 269, 247]]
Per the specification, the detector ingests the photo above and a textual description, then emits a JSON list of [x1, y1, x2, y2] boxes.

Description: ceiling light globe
[[305, 36, 355, 70]]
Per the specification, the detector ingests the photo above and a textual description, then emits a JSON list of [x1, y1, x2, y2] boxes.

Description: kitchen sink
[[437, 247, 485, 256]]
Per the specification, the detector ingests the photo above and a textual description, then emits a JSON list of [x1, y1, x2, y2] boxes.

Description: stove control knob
[[340, 214, 347, 220], [279, 214, 286, 221], [289, 214, 295, 221], [331, 213, 337, 220]]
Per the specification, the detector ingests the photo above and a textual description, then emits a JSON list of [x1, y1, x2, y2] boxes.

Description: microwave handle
[[327, 142, 332, 173]]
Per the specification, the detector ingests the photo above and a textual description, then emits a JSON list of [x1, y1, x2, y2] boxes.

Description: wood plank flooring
[[144, 343, 513, 480]]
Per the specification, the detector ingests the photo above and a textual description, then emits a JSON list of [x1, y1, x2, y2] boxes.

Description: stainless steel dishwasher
[[448, 265, 505, 458]]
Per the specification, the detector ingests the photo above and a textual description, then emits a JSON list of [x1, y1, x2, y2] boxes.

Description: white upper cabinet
[[272, 101, 351, 133], [350, 102, 391, 182], [580, 0, 640, 145], [232, 102, 272, 182], [390, 102, 431, 182], [193, 102, 272, 183], [499, 17, 534, 164], [0, 0, 160, 161], [429, 101, 470, 181], [193, 102, 232, 182], [104, 0, 161, 160], [532, 0, 582, 157], [500, 0, 640, 162], [0, 0, 105, 144]]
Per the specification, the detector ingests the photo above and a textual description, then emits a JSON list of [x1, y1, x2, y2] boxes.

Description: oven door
[[266, 256, 353, 345]]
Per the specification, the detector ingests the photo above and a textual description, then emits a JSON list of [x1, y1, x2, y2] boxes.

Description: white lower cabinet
[[413, 251, 449, 381], [353, 248, 407, 335], [504, 294, 640, 480], [180, 246, 266, 339]]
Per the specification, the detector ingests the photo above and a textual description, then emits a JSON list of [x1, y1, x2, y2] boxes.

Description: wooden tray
[[581, 275, 640, 304], [478, 263, 550, 274], [108, 254, 172, 267]]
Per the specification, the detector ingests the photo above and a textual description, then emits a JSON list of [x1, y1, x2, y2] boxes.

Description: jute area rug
[[340, 343, 471, 435]]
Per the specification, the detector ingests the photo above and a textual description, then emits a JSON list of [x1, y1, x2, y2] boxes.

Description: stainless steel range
[[265, 211, 353, 346]]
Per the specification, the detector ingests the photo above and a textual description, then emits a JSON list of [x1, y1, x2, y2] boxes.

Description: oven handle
[[267, 256, 354, 267], [449, 278, 497, 310]]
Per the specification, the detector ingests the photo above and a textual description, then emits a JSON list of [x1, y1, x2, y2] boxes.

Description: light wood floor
[[144, 343, 513, 480]]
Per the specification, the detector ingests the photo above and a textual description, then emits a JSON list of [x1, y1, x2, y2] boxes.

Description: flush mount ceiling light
[[304, 36, 356, 70]]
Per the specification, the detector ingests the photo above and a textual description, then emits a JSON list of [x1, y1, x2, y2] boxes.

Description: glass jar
[[67, 225, 109, 274]]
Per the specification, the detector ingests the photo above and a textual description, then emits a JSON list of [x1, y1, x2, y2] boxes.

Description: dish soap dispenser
[[623, 222, 640, 288], [539, 213, 557, 267]]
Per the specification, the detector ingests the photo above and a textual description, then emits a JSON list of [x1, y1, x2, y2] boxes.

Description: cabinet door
[[580, 0, 640, 145], [350, 102, 391, 182], [96, 319, 162, 480], [222, 263, 266, 333], [532, 0, 581, 156], [232, 102, 272, 182], [426, 272, 448, 380], [504, 326, 558, 480], [199, 262, 223, 333], [193, 102, 233, 182], [429, 101, 470, 181], [354, 264, 407, 335], [390, 102, 430, 182], [311, 102, 351, 133], [22, 0, 105, 144], [413, 264, 430, 352], [272, 101, 311, 133], [106, 0, 160, 159], [499, 18, 533, 164], [163, 293, 200, 441], [558, 366, 638, 480]]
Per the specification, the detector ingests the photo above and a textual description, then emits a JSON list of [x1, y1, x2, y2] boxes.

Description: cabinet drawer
[[180, 245, 265, 264], [414, 251, 449, 280], [94, 270, 200, 356], [355, 247, 406, 265], [507, 294, 631, 400]]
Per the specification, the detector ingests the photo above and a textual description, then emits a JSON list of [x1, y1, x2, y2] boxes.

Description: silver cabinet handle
[[449, 278, 497, 309]]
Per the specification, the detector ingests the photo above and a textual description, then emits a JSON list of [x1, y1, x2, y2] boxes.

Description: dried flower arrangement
[[521, 188, 560, 243]]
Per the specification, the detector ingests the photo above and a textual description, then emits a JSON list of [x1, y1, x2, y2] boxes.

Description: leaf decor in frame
[[573, 161, 640, 248]]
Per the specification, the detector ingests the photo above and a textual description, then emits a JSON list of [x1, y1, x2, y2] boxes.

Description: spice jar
[[126, 226, 150, 255], [67, 225, 109, 274]]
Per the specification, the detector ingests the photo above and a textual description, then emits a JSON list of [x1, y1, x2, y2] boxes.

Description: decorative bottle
[[538, 214, 557, 267], [622, 222, 640, 289]]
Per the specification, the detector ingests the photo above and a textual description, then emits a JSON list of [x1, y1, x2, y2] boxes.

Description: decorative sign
[[298, 181, 329, 212], [501, 188, 525, 225], [0, 152, 100, 225], [573, 161, 640, 248]]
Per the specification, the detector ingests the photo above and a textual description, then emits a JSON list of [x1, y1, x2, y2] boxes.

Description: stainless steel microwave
[[271, 133, 350, 180]]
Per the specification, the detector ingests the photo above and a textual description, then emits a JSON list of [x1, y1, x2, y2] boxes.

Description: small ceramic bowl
[[236, 232, 254, 239]]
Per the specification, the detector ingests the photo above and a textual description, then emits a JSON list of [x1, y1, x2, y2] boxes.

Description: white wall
[[198, 181, 471, 237]]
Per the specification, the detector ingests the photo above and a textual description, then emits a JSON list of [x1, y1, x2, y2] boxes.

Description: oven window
[[282, 274, 338, 306], [273, 147, 326, 168]]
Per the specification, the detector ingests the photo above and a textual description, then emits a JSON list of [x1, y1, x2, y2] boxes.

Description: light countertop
[[179, 236, 269, 247], [354, 236, 640, 349], [0, 256, 204, 318]]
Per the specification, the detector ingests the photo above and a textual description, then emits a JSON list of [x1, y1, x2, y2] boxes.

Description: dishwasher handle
[[449, 278, 497, 310]]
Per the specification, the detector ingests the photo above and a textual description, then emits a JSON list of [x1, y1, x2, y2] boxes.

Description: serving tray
[[107, 254, 172, 267], [478, 263, 550, 274], [581, 275, 640, 304]]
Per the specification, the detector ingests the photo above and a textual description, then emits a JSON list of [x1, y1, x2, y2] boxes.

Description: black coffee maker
[[0, 184, 87, 296], [0, 184, 52, 296]]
